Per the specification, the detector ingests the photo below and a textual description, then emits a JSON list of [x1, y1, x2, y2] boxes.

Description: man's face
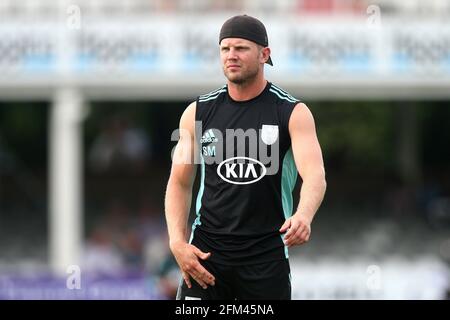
[[220, 38, 266, 85]]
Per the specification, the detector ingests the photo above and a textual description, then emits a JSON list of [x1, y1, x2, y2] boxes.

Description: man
[[165, 15, 326, 300]]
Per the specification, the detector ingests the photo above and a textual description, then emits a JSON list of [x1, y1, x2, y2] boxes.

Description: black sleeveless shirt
[[191, 81, 300, 265]]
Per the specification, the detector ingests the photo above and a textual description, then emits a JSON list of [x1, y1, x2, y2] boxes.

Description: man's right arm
[[165, 102, 197, 247], [164, 101, 215, 289]]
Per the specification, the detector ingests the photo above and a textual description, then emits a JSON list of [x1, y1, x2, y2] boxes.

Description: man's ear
[[261, 47, 271, 64]]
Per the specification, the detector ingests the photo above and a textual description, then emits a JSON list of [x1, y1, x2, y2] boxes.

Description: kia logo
[[217, 157, 267, 185]]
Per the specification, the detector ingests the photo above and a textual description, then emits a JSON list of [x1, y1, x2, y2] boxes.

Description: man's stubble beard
[[224, 64, 260, 86]]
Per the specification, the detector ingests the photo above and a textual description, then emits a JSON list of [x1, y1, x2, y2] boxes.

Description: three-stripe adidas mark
[[200, 129, 218, 144]]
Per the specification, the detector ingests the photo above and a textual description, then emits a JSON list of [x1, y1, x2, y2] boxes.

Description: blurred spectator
[[425, 197, 450, 231], [383, 173, 419, 223], [118, 228, 144, 271], [156, 253, 180, 299], [84, 196, 169, 277], [89, 114, 151, 174], [83, 200, 131, 274], [82, 226, 124, 276], [136, 198, 170, 274]]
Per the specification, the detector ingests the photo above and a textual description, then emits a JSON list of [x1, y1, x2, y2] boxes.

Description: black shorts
[[176, 258, 291, 300]]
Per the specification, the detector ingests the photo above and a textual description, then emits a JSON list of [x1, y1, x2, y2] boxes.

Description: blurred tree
[[0, 102, 48, 169], [395, 102, 422, 185], [310, 101, 395, 175]]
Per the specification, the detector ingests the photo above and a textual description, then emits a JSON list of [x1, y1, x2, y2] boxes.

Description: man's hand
[[279, 213, 312, 247], [170, 241, 216, 289]]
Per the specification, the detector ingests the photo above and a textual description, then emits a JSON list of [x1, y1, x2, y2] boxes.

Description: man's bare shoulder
[[180, 101, 196, 129], [289, 102, 316, 132]]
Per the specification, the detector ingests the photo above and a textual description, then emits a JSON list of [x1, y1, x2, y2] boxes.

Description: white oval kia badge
[[217, 156, 267, 185]]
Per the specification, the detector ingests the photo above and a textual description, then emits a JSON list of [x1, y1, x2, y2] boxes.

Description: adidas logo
[[200, 129, 218, 144]]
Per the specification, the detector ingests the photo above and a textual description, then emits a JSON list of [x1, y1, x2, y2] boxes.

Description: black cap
[[219, 14, 273, 66]]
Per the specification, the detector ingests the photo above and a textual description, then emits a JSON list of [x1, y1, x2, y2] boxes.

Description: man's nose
[[227, 48, 238, 60]]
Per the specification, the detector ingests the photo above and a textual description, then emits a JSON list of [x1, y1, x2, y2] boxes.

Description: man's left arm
[[279, 103, 327, 247]]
